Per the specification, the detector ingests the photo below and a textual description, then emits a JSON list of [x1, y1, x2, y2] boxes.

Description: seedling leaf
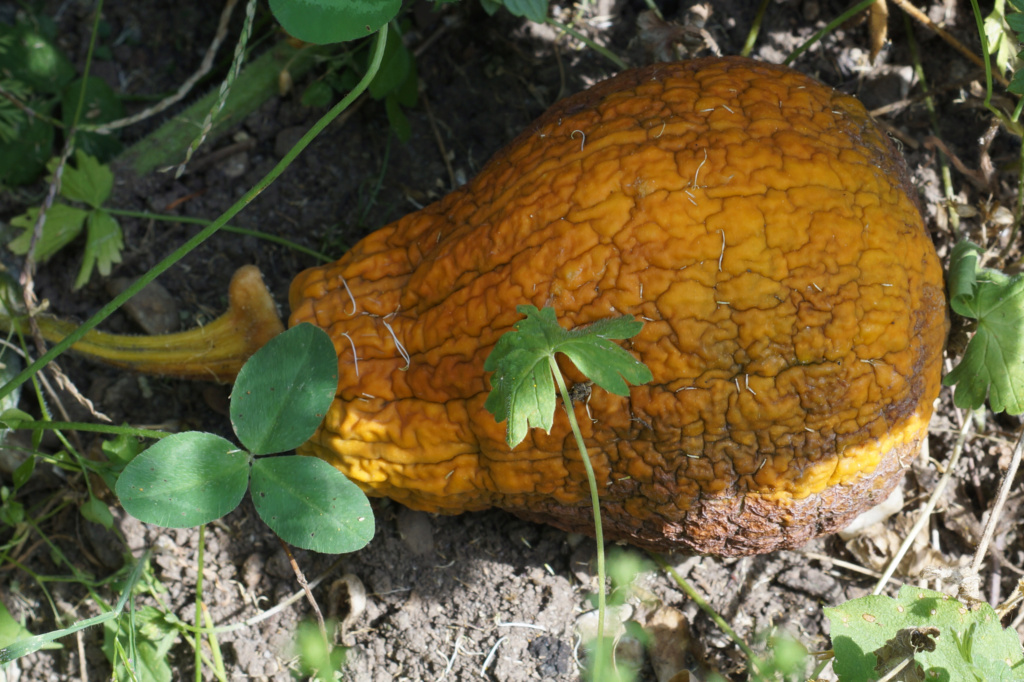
[[231, 323, 339, 455], [58, 151, 113, 208], [825, 585, 1024, 682], [250, 455, 374, 553], [942, 240, 1024, 414], [115, 432, 250, 528], [8, 203, 88, 262], [74, 209, 123, 289], [484, 305, 652, 448]]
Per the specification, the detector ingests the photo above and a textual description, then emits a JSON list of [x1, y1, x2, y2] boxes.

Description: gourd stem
[[548, 356, 607, 673], [0, 266, 284, 383]]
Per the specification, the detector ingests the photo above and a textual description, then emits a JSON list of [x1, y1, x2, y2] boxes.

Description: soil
[[1, 1, 1023, 681]]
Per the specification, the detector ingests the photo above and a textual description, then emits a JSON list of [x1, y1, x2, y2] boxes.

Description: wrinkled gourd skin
[[289, 56, 947, 556]]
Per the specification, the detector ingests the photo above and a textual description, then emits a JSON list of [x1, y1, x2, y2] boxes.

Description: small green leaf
[[102, 432, 145, 468], [74, 209, 123, 289], [825, 586, 1024, 682], [301, 80, 334, 108], [295, 619, 347, 680], [80, 496, 114, 529], [368, 25, 412, 100], [250, 455, 374, 553], [0, 408, 34, 429], [484, 305, 652, 448], [268, 0, 401, 44], [58, 151, 113, 208], [231, 323, 338, 456], [0, 492, 23, 527], [0, 22, 75, 94], [0, 599, 42, 651], [115, 432, 250, 528], [942, 240, 1024, 414], [502, 0, 549, 22], [11, 456, 34, 491], [1008, 11, 1024, 33], [8, 203, 88, 262]]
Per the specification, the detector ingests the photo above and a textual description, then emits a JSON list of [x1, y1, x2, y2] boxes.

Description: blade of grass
[[0, 549, 151, 661]]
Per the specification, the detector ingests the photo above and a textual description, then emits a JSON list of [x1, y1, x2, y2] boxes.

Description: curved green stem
[[0, 27, 388, 403], [648, 552, 766, 677], [548, 356, 607, 674], [546, 18, 627, 70], [105, 208, 333, 263], [784, 0, 877, 66], [7, 420, 172, 440]]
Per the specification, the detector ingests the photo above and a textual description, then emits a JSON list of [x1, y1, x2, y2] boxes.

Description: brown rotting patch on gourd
[[289, 57, 947, 556]]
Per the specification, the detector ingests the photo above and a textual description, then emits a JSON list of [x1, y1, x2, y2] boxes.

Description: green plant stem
[[195, 524, 205, 682], [740, 0, 771, 57], [968, 0, 999, 120], [105, 208, 333, 262], [784, 0, 878, 66], [0, 549, 151, 662], [202, 601, 228, 682], [69, 0, 104, 130], [0, 28, 389, 405], [547, 356, 607, 672], [648, 552, 765, 678], [546, 18, 627, 70], [8, 419, 172, 440]]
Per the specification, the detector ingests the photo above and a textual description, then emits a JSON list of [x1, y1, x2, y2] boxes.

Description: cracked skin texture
[[288, 56, 947, 556]]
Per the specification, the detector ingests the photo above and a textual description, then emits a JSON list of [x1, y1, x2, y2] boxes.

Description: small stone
[[106, 278, 180, 334]]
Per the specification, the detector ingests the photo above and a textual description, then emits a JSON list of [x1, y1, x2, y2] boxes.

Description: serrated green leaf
[[484, 305, 651, 448], [825, 586, 1024, 682], [230, 323, 338, 455], [8, 203, 88, 262], [115, 432, 250, 528], [58, 151, 113, 208], [268, 0, 401, 44], [942, 240, 1024, 414], [74, 209, 123, 289], [250, 455, 374, 553]]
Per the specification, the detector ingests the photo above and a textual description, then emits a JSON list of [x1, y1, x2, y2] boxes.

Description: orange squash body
[[288, 57, 947, 555]]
